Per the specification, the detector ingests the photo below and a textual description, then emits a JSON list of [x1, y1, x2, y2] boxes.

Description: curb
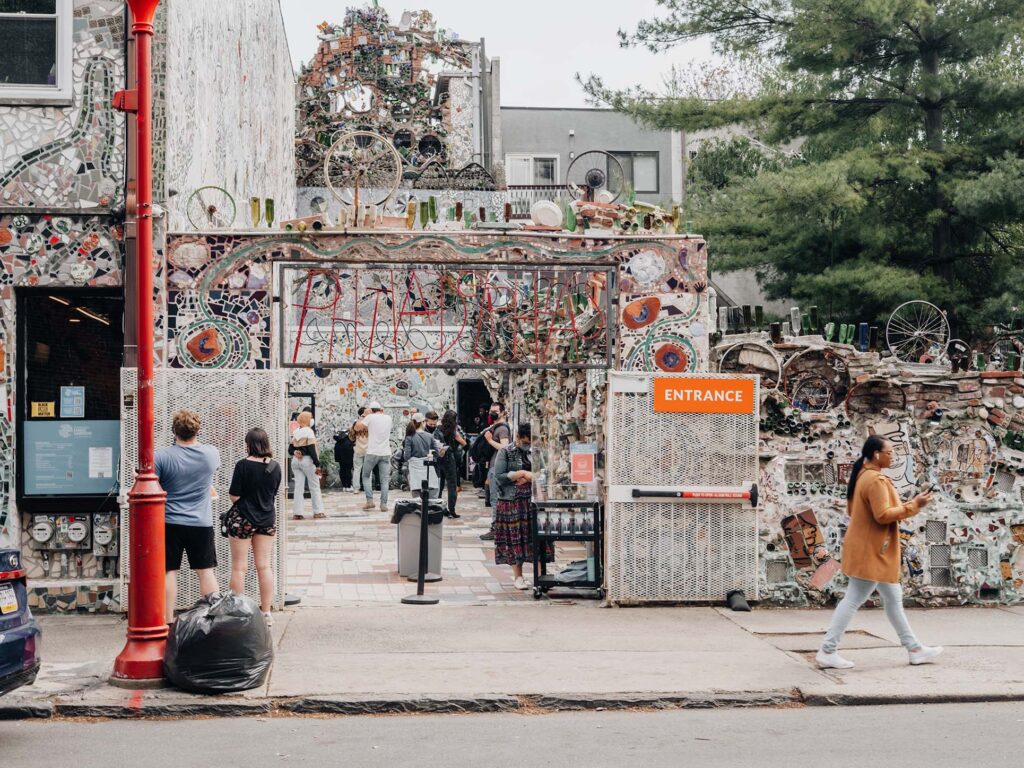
[[282, 694, 521, 715], [0, 700, 54, 720], [802, 691, 1024, 707], [5, 688, 1023, 720], [533, 690, 801, 711], [52, 698, 274, 719]]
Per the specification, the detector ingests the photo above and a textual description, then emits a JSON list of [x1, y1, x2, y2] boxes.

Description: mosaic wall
[[446, 76, 476, 170], [711, 337, 1024, 606], [158, 0, 295, 230], [0, 214, 124, 550], [282, 264, 612, 368], [295, 5, 476, 186], [26, 581, 118, 614], [163, 232, 709, 491], [0, 1, 125, 209]]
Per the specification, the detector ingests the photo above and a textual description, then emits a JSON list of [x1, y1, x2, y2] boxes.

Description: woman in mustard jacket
[[817, 435, 943, 669]]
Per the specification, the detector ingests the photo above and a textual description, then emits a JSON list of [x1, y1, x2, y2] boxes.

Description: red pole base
[[112, 472, 168, 683]]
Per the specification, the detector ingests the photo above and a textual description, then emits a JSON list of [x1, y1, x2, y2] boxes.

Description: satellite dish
[[566, 150, 625, 203]]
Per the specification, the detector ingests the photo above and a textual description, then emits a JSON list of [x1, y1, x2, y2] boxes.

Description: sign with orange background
[[653, 377, 756, 414]]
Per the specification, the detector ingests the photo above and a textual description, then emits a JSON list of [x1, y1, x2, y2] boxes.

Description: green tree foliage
[[582, 1, 1024, 331]]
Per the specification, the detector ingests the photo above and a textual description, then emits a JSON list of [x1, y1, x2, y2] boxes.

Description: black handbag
[[219, 502, 240, 538]]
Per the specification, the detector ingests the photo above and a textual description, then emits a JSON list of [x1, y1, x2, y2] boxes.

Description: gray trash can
[[394, 500, 445, 577]]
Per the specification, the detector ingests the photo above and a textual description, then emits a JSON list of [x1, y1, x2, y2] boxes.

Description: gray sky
[[281, 1, 713, 108]]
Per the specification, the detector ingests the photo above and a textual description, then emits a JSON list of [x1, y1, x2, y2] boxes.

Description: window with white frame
[[611, 151, 660, 194], [0, 0, 74, 104], [505, 154, 561, 186]]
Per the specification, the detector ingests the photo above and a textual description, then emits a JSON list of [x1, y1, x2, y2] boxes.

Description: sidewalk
[[3, 603, 1022, 719], [285, 487, 586, 604]]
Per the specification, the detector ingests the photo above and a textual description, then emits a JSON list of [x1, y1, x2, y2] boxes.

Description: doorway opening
[[456, 378, 492, 437]]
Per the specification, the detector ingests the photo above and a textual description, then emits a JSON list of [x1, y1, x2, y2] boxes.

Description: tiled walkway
[[285, 486, 589, 605]]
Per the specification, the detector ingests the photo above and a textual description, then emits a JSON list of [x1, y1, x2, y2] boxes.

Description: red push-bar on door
[[631, 485, 759, 508]]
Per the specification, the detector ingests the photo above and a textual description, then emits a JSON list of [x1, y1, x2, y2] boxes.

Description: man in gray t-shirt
[[154, 409, 221, 623]]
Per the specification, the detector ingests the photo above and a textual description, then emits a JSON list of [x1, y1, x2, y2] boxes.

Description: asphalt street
[[1, 702, 1021, 767]]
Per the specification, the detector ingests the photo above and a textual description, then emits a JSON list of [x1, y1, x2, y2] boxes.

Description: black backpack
[[470, 423, 509, 463], [469, 432, 496, 463]]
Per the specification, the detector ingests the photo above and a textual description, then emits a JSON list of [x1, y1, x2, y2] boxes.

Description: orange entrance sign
[[653, 377, 756, 414]]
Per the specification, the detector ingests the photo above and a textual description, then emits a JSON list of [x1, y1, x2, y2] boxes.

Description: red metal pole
[[112, 0, 166, 684]]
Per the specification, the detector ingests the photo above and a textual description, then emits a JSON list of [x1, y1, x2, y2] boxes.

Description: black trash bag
[[390, 499, 446, 526], [163, 591, 273, 694]]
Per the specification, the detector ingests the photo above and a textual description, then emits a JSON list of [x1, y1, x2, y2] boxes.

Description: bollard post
[[402, 455, 440, 604]]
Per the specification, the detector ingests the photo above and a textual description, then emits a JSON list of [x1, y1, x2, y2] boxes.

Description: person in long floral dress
[[491, 423, 548, 590]]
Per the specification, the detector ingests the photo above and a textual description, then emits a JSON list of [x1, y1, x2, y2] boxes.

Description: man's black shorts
[[165, 524, 217, 571]]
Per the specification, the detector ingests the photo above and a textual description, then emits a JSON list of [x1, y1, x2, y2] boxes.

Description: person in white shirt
[[358, 401, 394, 511]]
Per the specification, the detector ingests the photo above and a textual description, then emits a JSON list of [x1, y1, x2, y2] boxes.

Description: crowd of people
[[154, 398, 551, 628]]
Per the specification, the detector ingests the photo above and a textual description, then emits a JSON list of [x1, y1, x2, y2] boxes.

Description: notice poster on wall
[[31, 402, 55, 418], [88, 446, 113, 479], [60, 386, 85, 418], [23, 420, 120, 496]]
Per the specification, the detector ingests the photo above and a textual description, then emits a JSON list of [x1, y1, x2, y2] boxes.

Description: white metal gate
[[119, 369, 288, 610], [605, 372, 760, 603]]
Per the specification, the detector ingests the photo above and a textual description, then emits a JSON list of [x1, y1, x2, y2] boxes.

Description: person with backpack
[[225, 428, 282, 626]]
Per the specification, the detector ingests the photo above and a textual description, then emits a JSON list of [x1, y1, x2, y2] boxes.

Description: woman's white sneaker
[[909, 645, 943, 665], [815, 650, 855, 669], [513, 576, 528, 590], [262, 611, 274, 627]]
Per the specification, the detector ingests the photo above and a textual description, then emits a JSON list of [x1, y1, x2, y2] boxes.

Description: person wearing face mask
[[403, 414, 445, 499], [491, 423, 547, 590], [424, 411, 439, 433], [816, 434, 942, 670]]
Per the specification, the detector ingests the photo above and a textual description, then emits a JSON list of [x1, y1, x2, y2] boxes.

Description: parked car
[[0, 548, 41, 696]]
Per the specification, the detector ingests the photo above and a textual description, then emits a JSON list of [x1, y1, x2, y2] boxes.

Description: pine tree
[[583, 0, 1024, 330]]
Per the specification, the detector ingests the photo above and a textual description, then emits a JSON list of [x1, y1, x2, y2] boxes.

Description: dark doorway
[[456, 379, 492, 436]]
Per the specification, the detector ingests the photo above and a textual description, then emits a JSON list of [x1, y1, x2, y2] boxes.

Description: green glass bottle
[[564, 202, 577, 232]]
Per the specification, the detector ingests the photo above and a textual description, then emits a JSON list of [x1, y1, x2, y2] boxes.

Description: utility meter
[[28, 515, 55, 549], [54, 515, 91, 550], [92, 513, 118, 557], [67, 519, 89, 544]]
